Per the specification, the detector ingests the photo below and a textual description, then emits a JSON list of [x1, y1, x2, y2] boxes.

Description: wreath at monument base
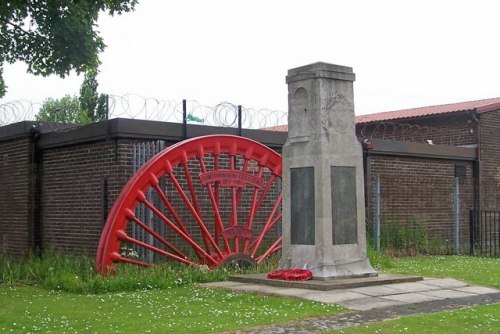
[[267, 269, 313, 281]]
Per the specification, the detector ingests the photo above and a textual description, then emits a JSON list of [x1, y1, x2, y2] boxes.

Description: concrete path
[[200, 278, 500, 333]]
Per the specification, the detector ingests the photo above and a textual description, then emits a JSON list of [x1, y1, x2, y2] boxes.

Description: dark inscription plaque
[[291, 167, 315, 245], [331, 166, 357, 245]]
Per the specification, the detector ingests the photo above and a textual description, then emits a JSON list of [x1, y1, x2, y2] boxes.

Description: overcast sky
[[2, 0, 499, 117]]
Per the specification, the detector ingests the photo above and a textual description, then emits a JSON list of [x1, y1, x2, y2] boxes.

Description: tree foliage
[[0, 67, 5, 97], [79, 69, 107, 122], [0, 0, 137, 97], [36, 95, 82, 123], [36, 70, 108, 123]]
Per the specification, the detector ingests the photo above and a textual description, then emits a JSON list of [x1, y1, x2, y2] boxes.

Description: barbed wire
[[357, 120, 475, 146], [0, 94, 288, 129], [1, 96, 471, 146], [0, 99, 41, 126], [359, 121, 433, 143]]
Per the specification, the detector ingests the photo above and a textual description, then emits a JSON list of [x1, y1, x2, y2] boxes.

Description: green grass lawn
[[1, 254, 499, 333], [383, 255, 500, 288], [0, 285, 342, 333]]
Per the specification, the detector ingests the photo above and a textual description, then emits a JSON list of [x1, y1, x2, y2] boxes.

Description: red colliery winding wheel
[[96, 135, 282, 274]]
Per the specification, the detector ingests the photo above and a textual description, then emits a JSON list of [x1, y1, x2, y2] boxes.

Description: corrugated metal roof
[[355, 97, 500, 124], [262, 97, 500, 131], [261, 125, 289, 132]]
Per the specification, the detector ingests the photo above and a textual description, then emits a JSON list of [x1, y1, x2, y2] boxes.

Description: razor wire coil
[[1, 94, 288, 130]]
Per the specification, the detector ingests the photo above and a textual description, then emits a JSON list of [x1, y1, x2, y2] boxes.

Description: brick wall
[[40, 139, 138, 256], [0, 137, 32, 257], [478, 109, 500, 210], [366, 155, 475, 247], [358, 112, 479, 252]]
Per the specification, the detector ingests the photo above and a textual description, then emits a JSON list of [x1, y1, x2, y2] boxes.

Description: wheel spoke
[[256, 174, 277, 212], [182, 151, 201, 217], [137, 189, 219, 265], [197, 154, 231, 253], [249, 213, 282, 252], [214, 152, 220, 243], [251, 192, 282, 257], [229, 155, 239, 252], [148, 174, 189, 235], [243, 165, 264, 253], [152, 166, 206, 260], [111, 252, 152, 268], [126, 208, 187, 259], [165, 160, 224, 258], [116, 230, 194, 265], [256, 235, 283, 263]]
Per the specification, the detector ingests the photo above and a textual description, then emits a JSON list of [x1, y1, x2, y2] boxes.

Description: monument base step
[[228, 273, 423, 291]]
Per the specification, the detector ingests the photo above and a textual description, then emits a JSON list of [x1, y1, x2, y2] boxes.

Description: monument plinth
[[280, 62, 376, 279]]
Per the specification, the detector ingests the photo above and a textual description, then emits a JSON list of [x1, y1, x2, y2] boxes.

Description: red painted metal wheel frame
[[96, 135, 282, 274]]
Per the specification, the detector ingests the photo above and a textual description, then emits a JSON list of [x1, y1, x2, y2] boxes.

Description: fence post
[[182, 99, 187, 140], [375, 175, 381, 252], [454, 177, 460, 254], [105, 94, 109, 120], [237, 105, 242, 136], [469, 209, 474, 255]]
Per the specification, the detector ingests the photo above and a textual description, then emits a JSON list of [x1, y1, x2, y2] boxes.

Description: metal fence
[[369, 175, 472, 256], [131, 140, 166, 261], [470, 210, 500, 257]]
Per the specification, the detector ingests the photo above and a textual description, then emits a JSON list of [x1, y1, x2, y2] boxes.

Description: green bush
[[368, 218, 451, 256], [367, 246, 394, 271]]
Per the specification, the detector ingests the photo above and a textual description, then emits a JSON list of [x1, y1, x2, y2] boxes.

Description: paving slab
[[339, 296, 406, 311], [381, 292, 443, 303], [421, 278, 469, 288], [301, 290, 368, 304], [384, 281, 442, 293], [455, 285, 500, 294], [199, 276, 500, 313], [227, 284, 280, 293], [350, 285, 401, 296], [420, 289, 477, 299]]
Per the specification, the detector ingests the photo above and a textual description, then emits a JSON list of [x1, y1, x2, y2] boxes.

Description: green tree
[[79, 70, 107, 122], [36, 95, 84, 123], [0, 66, 5, 97], [36, 70, 109, 123], [0, 0, 137, 98]]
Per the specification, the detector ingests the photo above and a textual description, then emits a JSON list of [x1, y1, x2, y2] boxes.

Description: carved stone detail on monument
[[321, 91, 354, 135], [289, 87, 310, 141]]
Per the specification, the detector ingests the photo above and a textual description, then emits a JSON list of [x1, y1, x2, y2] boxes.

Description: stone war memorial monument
[[280, 62, 377, 279]]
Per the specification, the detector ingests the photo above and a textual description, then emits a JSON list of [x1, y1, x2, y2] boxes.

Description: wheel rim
[[96, 135, 282, 274]]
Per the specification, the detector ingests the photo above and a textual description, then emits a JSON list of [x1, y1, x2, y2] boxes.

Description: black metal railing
[[470, 210, 500, 257]]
